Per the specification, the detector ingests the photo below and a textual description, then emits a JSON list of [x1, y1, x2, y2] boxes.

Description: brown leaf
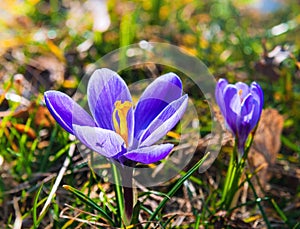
[[13, 123, 36, 139], [0, 102, 55, 128], [34, 105, 55, 127], [24, 55, 65, 92], [250, 108, 284, 165], [248, 108, 284, 190]]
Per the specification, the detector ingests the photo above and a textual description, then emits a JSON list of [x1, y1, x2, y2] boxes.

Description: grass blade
[[245, 174, 271, 229], [63, 185, 115, 226], [32, 184, 43, 229], [144, 152, 210, 229], [270, 198, 292, 228], [130, 200, 142, 225]]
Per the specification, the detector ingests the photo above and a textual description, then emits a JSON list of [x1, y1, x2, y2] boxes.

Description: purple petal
[[229, 91, 241, 115], [236, 95, 257, 151], [124, 143, 174, 164], [44, 91, 95, 135], [223, 85, 239, 135], [250, 82, 264, 113], [134, 73, 182, 141], [240, 94, 260, 131], [235, 82, 249, 100], [139, 94, 188, 147], [215, 78, 228, 116], [73, 125, 125, 158], [87, 69, 134, 144]]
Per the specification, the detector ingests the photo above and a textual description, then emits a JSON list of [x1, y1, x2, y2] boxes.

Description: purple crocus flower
[[215, 78, 263, 153], [44, 68, 188, 165]]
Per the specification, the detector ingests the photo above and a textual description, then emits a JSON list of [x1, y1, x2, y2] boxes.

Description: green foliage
[[0, 0, 299, 228]]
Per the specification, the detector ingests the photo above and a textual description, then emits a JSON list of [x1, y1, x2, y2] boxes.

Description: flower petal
[[87, 68, 134, 144], [235, 82, 249, 100], [215, 78, 228, 116], [236, 94, 257, 152], [134, 73, 183, 141], [124, 143, 174, 164], [44, 91, 95, 135], [250, 82, 264, 112], [87, 69, 133, 124], [223, 85, 239, 134], [139, 94, 188, 147], [240, 94, 260, 132], [73, 125, 125, 158]]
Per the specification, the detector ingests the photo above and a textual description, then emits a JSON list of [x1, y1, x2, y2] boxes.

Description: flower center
[[112, 100, 132, 146], [238, 89, 243, 103]]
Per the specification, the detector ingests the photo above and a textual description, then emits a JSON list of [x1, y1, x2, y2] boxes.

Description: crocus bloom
[[44, 68, 188, 165], [215, 79, 263, 153]]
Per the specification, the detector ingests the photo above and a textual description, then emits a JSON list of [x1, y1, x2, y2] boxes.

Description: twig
[[13, 197, 22, 229], [59, 205, 110, 228], [39, 134, 76, 217]]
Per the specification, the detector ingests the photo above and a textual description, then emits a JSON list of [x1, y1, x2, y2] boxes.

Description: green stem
[[220, 139, 238, 208], [220, 123, 260, 210], [120, 167, 134, 225], [221, 137, 251, 210], [111, 163, 124, 226], [221, 148, 235, 202], [224, 164, 238, 209]]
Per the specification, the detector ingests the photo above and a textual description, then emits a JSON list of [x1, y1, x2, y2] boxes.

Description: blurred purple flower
[[215, 79, 264, 153], [44, 68, 188, 165]]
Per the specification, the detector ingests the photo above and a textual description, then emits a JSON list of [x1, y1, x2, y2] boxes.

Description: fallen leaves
[[248, 108, 284, 190]]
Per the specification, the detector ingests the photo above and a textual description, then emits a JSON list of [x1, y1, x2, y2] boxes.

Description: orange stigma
[[238, 89, 243, 97], [112, 101, 132, 146]]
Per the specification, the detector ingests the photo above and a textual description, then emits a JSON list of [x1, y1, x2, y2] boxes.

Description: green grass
[[0, 0, 300, 228]]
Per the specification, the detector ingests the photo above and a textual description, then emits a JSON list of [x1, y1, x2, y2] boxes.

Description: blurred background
[[0, 0, 299, 227]]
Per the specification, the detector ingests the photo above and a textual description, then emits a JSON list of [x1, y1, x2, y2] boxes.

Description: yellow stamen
[[112, 100, 132, 146], [238, 89, 243, 103], [238, 89, 243, 97]]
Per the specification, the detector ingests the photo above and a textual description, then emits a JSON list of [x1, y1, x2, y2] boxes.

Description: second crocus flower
[[215, 78, 264, 154]]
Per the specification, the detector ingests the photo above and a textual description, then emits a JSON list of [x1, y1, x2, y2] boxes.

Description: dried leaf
[[248, 108, 284, 190], [24, 55, 65, 91], [13, 123, 36, 139], [46, 40, 66, 63], [34, 105, 55, 127], [250, 108, 284, 165], [0, 102, 55, 128]]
